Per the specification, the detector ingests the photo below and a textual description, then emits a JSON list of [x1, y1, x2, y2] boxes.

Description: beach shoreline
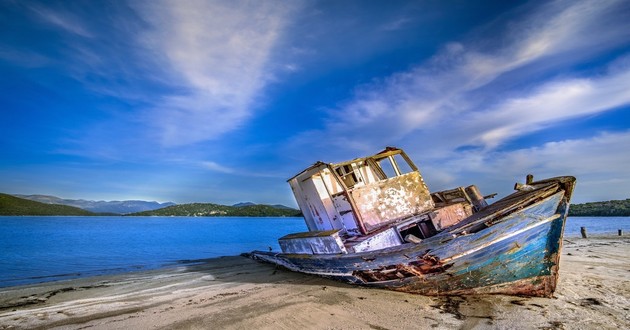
[[1, 236, 628, 329]]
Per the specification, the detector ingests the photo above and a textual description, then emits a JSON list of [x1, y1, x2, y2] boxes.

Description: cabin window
[[377, 154, 415, 179], [335, 164, 362, 188], [378, 158, 397, 178], [393, 154, 414, 174]]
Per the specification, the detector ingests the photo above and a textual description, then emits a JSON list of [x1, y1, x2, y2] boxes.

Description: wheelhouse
[[288, 147, 434, 237]]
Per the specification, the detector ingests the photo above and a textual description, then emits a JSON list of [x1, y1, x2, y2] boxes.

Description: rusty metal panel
[[350, 171, 434, 232], [350, 227, 403, 253], [279, 230, 347, 254], [430, 202, 473, 231]]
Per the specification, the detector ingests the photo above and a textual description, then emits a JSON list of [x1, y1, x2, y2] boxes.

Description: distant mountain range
[[1, 193, 300, 217], [14, 194, 175, 214], [2, 192, 627, 217]]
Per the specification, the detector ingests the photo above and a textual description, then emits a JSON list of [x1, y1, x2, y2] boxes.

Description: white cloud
[[424, 131, 630, 203], [465, 63, 630, 148], [19, 1, 300, 159], [278, 0, 630, 205], [513, 0, 630, 61], [135, 0, 297, 146], [286, 0, 630, 156]]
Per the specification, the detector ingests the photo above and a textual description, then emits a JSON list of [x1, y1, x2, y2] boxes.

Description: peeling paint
[[250, 147, 576, 297]]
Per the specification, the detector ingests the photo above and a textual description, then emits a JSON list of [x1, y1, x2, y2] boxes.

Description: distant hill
[[569, 199, 630, 216], [0, 193, 96, 216], [232, 202, 256, 207], [233, 202, 296, 210], [130, 203, 302, 217], [14, 194, 175, 214], [270, 204, 295, 210]]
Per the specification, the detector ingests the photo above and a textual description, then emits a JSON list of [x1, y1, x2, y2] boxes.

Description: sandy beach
[[1, 235, 628, 330]]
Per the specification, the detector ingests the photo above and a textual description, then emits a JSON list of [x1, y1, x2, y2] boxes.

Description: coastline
[[1, 235, 628, 329]]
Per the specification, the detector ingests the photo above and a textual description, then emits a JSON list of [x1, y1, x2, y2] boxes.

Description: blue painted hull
[[250, 177, 575, 297]]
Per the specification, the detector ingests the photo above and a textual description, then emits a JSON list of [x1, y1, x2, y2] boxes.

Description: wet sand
[[1, 235, 628, 329]]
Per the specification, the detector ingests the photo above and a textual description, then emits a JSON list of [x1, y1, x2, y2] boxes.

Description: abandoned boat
[[248, 147, 575, 297]]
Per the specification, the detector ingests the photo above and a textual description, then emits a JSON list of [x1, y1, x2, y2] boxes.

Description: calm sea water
[[0, 216, 306, 288], [0, 216, 628, 288]]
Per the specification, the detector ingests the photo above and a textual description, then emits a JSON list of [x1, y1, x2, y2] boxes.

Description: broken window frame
[[333, 163, 364, 189], [371, 148, 419, 180]]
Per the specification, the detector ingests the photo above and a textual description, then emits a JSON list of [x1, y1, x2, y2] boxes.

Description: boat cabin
[[281, 147, 487, 254]]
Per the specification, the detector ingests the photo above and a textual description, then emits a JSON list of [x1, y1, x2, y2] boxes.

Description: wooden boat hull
[[249, 177, 575, 297]]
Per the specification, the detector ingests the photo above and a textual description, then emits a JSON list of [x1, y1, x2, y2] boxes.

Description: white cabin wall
[[310, 174, 345, 231], [290, 164, 367, 235], [289, 163, 351, 233], [294, 177, 333, 231], [288, 177, 317, 231]]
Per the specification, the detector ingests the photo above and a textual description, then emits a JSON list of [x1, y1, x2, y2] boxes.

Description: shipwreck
[[249, 147, 575, 297]]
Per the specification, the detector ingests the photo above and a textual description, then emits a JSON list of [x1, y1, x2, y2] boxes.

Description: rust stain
[[388, 275, 557, 297], [506, 242, 522, 254], [353, 253, 452, 283]]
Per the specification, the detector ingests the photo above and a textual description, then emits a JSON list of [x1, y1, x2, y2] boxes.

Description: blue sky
[[1, 0, 629, 206]]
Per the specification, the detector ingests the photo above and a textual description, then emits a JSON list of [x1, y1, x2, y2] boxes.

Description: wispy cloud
[[135, 0, 297, 147], [3, 0, 628, 206], [380, 17, 410, 32], [198, 160, 286, 178], [274, 0, 630, 207], [467, 63, 630, 148], [286, 0, 630, 157], [511, 0, 630, 62], [29, 4, 93, 38], [22, 0, 300, 160], [424, 130, 630, 203], [200, 161, 235, 174]]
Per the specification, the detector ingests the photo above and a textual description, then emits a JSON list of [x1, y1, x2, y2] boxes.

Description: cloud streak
[[2, 0, 628, 206], [30, 4, 93, 38], [287, 0, 630, 156], [278, 0, 630, 205], [19, 1, 300, 161], [135, 0, 296, 147], [460, 59, 630, 149], [426, 130, 630, 203]]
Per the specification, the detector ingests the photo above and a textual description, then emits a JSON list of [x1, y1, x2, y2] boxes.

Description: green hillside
[[569, 199, 630, 216], [129, 203, 302, 217], [0, 193, 96, 216], [3, 189, 627, 218]]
